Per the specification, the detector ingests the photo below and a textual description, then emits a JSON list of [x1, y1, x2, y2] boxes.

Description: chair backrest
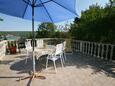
[[37, 39, 44, 48], [25, 41, 32, 50], [63, 41, 66, 50], [55, 43, 63, 55]]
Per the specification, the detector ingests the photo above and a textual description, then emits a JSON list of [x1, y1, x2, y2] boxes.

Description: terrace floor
[[0, 50, 115, 86]]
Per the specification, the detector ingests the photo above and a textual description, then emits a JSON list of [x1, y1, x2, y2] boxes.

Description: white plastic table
[[34, 45, 55, 59]]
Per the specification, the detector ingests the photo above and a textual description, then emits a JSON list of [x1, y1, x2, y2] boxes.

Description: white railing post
[[80, 41, 82, 52], [74, 40, 76, 52], [73, 40, 76, 52], [88, 42, 90, 55], [101, 44, 104, 59], [105, 44, 109, 60], [85, 41, 87, 54], [75, 40, 78, 51], [110, 45, 114, 61], [78, 41, 79, 51], [93, 43, 96, 57], [79, 41, 81, 52], [78, 40, 80, 52], [82, 41, 85, 54], [97, 43, 100, 58], [91, 42, 94, 56]]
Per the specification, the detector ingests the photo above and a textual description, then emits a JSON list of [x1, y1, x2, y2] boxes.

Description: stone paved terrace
[[0, 50, 115, 86]]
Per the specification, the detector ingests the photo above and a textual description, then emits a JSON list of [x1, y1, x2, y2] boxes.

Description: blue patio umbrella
[[0, 0, 78, 79]]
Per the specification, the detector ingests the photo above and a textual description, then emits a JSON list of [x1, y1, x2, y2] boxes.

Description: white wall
[[0, 40, 7, 60]]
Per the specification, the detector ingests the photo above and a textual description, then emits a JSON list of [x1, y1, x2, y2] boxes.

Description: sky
[[0, 0, 109, 31]]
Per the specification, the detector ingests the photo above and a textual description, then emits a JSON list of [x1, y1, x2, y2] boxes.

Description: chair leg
[[25, 51, 28, 64], [60, 57, 64, 68], [53, 60, 57, 73], [64, 52, 67, 60], [25, 56, 28, 64], [61, 54, 65, 64], [46, 57, 48, 70]]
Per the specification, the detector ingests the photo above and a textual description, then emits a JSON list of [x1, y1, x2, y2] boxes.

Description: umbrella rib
[[22, 0, 32, 5], [39, 0, 53, 22], [22, 3, 29, 18], [52, 0, 78, 16], [35, 0, 37, 3], [35, 0, 52, 7]]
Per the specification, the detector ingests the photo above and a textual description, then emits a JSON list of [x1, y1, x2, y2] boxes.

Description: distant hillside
[[0, 31, 32, 38]]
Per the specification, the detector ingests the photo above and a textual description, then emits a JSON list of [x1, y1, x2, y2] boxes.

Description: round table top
[[34, 45, 55, 59]]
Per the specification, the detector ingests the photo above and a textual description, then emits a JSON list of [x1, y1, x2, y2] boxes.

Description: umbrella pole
[[17, 1, 46, 82], [31, 1, 46, 79], [32, 1, 35, 75], [31, 3, 46, 81]]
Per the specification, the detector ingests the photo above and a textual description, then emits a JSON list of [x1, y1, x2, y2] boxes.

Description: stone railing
[[72, 40, 115, 61], [0, 40, 7, 60], [26, 38, 65, 46], [26, 38, 72, 52]]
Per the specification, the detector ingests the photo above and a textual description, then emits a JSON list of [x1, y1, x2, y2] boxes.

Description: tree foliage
[[69, 4, 115, 44], [36, 22, 70, 38], [36, 22, 56, 38]]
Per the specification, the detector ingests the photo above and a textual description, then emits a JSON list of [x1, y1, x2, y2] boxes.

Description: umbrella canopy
[[0, 0, 78, 75], [0, 0, 78, 22]]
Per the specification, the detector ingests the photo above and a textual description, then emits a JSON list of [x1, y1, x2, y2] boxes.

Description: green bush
[[69, 5, 115, 44]]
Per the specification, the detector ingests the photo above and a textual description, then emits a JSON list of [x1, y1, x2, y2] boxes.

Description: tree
[[109, 0, 115, 7], [69, 4, 115, 43], [36, 22, 57, 38], [36, 22, 72, 38]]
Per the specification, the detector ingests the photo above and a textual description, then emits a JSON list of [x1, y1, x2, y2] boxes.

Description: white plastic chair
[[46, 43, 64, 73], [37, 39, 44, 48], [62, 41, 67, 61], [25, 41, 32, 64]]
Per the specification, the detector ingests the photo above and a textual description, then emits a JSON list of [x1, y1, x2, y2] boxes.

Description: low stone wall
[[0, 40, 7, 60]]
